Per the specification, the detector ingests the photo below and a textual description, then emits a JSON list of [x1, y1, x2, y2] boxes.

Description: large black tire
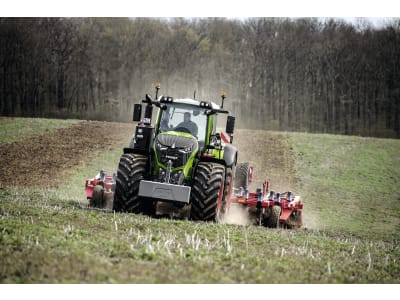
[[265, 205, 281, 228], [113, 153, 153, 214], [190, 162, 226, 222], [234, 162, 251, 190]]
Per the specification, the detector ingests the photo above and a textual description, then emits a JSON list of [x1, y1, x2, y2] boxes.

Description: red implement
[[230, 179, 303, 228], [85, 170, 115, 209]]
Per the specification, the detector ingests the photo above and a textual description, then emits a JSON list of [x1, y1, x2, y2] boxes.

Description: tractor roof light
[[200, 101, 212, 108], [155, 83, 161, 99], [220, 91, 227, 108], [160, 96, 173, 103]]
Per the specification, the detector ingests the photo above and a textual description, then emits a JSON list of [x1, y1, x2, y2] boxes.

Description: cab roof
[[159, 97, 222, 110]]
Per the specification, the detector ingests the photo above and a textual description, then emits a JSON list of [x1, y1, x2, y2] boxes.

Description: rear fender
[[199, 144, 237, 168]]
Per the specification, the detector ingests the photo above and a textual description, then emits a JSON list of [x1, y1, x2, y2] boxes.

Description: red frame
[[85, 173, 114, 200], [229, 179, 303, 224]]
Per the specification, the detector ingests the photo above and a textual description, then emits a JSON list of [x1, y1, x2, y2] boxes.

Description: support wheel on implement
[[90, 185, 104, 208], [286, 211, 303, 229], [265, 205, 281, 228]]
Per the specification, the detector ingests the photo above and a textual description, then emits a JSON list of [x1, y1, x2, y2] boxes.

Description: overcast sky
[[2, 0, 399, 18]]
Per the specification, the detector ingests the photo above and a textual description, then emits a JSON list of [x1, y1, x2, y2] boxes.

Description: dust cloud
[[302, 210, 322, 230], [221, 204, 254, 226]]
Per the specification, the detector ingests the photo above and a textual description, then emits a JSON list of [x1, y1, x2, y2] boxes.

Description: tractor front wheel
[[190, 162, 225, 222], [113, 153, 153, 214]]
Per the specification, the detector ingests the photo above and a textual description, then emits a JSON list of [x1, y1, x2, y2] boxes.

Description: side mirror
[[145, 93, 153, 103], [226, 116, 235, 134], [133, 104, 142, 122]]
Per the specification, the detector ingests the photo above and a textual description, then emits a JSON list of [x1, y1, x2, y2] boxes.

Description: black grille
[[155, 133, 197, 168], [158, 148, 187, 168]]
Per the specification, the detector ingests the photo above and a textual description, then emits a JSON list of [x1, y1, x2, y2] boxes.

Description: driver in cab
[[176, 112, 198, 138]]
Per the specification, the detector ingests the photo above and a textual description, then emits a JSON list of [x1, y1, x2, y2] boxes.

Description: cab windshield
[[159, 104, 207, 143]]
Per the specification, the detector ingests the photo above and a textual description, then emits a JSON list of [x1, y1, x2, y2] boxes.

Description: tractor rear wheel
[[265, 205, 281, 228], [234, 162, 251, 190], [190, 162, 225, 222], [113, 153, 153, 214]]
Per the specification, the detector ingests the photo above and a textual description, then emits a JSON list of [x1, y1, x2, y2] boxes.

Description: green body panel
[[205, 114, 214, 145], [202, 146, 224, 160], [152, 131, 199, 180]]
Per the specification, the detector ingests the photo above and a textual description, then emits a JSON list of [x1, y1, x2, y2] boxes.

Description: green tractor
[[113, 84, 238, 221]]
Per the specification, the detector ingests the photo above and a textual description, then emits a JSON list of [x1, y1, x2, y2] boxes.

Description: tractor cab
[[155, 98, 225, 153], [158, 100, 206, 141]]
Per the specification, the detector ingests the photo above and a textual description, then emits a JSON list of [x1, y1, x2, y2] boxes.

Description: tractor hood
[[154, 132, 198, 169], [156, 131, 198, 150]]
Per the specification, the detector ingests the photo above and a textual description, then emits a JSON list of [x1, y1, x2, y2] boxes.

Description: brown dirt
[[233, 129, 298, 193], [0, 121, 297, 194], [0, 121, 134, 188]]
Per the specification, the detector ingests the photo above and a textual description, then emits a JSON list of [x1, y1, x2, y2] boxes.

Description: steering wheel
[[174, 127, 192, 134]]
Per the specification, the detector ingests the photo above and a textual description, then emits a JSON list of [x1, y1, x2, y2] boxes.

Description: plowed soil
[[0, 121, 297, 192], [234, 129, 298, 193], [0, 121, 133, 188]]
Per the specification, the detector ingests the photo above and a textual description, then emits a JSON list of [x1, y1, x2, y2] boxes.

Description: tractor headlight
[[178, 146, 192, 154]]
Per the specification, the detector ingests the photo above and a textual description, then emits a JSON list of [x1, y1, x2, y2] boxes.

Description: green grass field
[[289, 132, 400, 241], [1, 118, 399, 283], [0, 117, 80, 144]]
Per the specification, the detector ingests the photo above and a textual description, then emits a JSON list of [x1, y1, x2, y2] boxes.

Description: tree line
[[0, 17, 399, 137]]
